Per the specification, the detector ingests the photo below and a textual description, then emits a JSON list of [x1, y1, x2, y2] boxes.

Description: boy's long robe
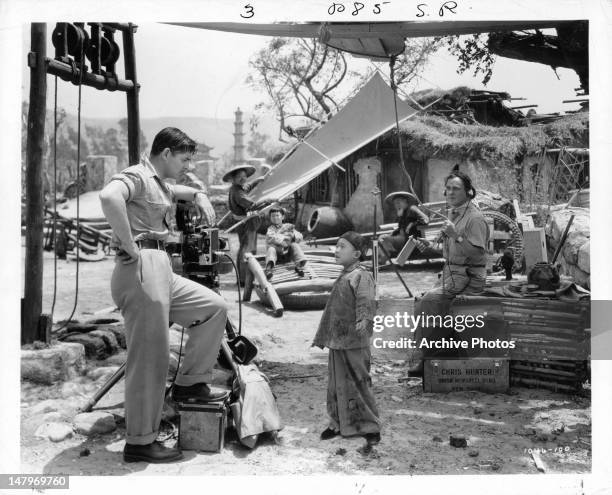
[[313, 264, 380, 436]]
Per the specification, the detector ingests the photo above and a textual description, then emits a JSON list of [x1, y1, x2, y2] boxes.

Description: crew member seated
[[264, 206, 307, 280], [379, 191, 429, 263]]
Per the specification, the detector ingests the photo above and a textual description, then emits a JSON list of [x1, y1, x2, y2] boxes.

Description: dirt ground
[[20, 235, 591, 475]]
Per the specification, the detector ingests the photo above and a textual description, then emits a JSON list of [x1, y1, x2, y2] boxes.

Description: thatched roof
[[391, 111, 588, 165]]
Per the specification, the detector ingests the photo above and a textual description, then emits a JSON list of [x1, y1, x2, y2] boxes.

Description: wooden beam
[[122, 24, 140, 166], [169, 21, 565, 39], [23, 23, 48, 344], [44, 58, 135, 92]]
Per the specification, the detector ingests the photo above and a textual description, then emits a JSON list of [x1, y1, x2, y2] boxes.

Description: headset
[[443, 171, 476, 199]]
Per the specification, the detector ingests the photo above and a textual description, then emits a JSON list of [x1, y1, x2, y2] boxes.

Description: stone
[[21, 342, 86, 384], [450, 435, 467, 448], [432, 435, 443, 443], [468, 450, 479, 457], [35, 422, 74, 442], [390, 395, 402, 403], [89, 329, 119, 355], [29, 399, 62, 415], [62, 333, 108, 360], [100, 325, 126, 349], [87, 366, 120, 381], [577, 241, 590, 274], [73, 411, 116, 435]]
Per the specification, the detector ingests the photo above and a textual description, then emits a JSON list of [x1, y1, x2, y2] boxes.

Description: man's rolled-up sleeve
[[109, 168, 144, 202], [465, 217, 488, 249]]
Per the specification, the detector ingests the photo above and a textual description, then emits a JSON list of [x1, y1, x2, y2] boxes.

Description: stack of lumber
[[502, 299, 590, 392]]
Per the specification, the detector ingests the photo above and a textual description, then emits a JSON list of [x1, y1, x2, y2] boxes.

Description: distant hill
[[76, 112, 282, 158]]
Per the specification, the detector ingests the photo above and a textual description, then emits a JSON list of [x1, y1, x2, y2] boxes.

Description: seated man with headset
[[408, 170, 490, 376]]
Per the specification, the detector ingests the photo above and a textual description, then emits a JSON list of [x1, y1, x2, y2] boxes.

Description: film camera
[[166, 200, 229, 289]]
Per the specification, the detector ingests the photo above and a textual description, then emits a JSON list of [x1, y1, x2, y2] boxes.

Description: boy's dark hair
[[340, 230, 367, 261], [150, 127, 197, 156]]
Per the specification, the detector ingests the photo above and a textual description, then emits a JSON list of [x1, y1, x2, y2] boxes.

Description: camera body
[[168, 201, 228, 289]]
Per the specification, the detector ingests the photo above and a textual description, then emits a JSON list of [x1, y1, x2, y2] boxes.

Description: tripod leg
[[80, 362, 126, 412], [378, 243, 413, 298]]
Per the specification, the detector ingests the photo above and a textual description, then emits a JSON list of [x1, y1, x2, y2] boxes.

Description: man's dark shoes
[[123, 441, 183, 463], [364, 432, 381, 445], [172, 383, 229, 403], [265, 263, 274, 280], [407, 361, 424, 377]]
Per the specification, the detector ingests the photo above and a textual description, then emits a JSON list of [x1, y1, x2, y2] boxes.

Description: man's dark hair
[[269, 206, 285, 216], [444, 170, 476, 198], [150, 127, 197, 156]]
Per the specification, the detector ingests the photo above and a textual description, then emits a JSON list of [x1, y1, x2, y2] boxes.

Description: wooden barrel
[[307, 206, 353, 239]]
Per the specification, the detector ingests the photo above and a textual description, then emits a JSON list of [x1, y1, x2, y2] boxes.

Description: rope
[[55, 46, 84, 333], [50, 76, 59, 317], [389, 55, 417, 198]]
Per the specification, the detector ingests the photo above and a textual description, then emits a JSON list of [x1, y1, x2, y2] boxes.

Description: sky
[[21, 23, 583, 123]]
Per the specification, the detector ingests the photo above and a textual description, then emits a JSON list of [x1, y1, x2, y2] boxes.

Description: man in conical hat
[[224, 164, 266, 284], [379, 191, 429, 263]]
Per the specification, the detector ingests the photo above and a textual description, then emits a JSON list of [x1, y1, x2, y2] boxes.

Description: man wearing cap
[[408, 171, 489, 376], [264, 206, 307, 280], [379, 191, 430, 262], [99, 127, 228, 463], [224, 164, 266, 283]]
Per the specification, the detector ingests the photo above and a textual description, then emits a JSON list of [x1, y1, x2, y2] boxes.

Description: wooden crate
[[178, 396, 229, 452], [423, 358, 509, 393]]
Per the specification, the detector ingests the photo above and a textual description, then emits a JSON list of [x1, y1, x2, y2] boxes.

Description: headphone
[[443, 171, 476, 198]]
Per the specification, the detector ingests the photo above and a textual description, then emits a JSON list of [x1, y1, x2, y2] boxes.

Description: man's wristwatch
[[455, 235, 464, 243]]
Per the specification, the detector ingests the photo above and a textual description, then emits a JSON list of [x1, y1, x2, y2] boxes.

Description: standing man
[[224, 165, 266, 284], [407, 171, 489, 376], [100, 127, 228, 463]]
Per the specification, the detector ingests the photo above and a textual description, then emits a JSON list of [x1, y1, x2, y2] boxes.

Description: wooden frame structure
[[23, 22, 140, 344]]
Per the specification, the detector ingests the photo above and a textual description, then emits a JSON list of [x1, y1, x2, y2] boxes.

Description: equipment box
[[178, 398, 229, 452], [423, 358, 509, 393]]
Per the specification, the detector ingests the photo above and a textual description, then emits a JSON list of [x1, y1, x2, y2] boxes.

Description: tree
[[443, 21, 588, 91], [247, 37, 439, 140]]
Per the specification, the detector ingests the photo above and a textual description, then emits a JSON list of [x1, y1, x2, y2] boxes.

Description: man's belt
[[448, 262, 486, 268], [136, 239, 166, 250]]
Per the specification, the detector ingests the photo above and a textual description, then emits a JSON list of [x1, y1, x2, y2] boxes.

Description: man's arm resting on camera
[[173, 184, 216, 225]]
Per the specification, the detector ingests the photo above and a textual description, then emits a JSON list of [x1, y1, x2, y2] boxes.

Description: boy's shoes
[[320, 428, 340, 440], [364, 432, 381, 445], [123, 441, 183, 463]]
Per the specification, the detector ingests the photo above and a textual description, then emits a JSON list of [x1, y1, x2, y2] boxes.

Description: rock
[[60, 381, 87, 399], [390, 395, 402, 403], [79, 447, 91, 457], [29, 399, 62, 415], [35, 421, 73, 441], [103, 326, 126, 349], [450, 435, 467, 448], [88, 366, 120, 381], [432, 435, 443, 442], [335, 448, 347, 456], [577, 241, 590, 274], [468, 450, 479, 457], [21, 342, 86, 384], [62, 333, 108, 360], [473, 407, 483, 415], [35, 422, 74, 442], [89, 329, 119, 355], [73, 411, 116, 435]]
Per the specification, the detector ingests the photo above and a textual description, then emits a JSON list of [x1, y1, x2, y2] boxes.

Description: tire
[[280, 291, 330, 310], [482, 209, 524, 272]]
